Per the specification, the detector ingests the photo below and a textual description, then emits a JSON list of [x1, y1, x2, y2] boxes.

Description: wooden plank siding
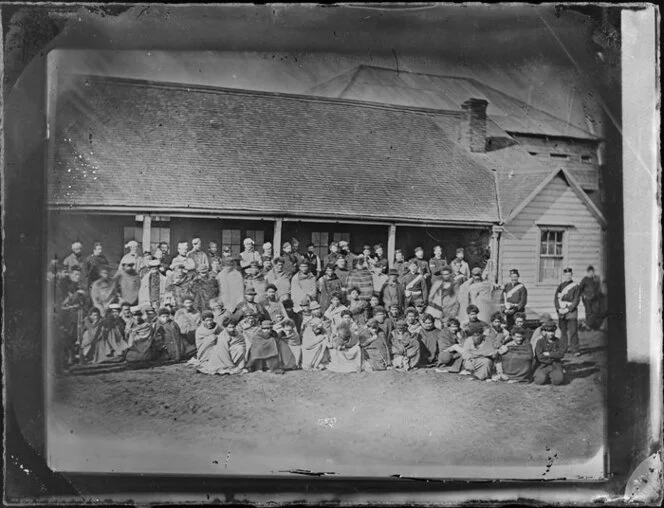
[[499, 174, 606, 319]]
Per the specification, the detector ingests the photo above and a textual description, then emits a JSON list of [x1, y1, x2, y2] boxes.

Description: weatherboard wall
[[499, 174, 607, 319]]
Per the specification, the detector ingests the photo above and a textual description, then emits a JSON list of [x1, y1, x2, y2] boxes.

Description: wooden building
[[47, 73, 606, 318]]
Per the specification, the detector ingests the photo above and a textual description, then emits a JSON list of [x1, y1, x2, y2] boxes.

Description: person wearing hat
[[154, 307, 188, 362], [169, 241, 190, 271], [83, 242, 110, 290], [317, 263, 343, 313], [409, 246, 431, 286], [239, 237, 262, 273], [245, 319, 284, 374], [554, 267, 582, 356], [401, 260, 428, 308], [579, 265, 604, 331], [466, 266, 495, 324], [337, 240, 356, 271], [390, 319, 421, 371], [459, 322, 496, 381], [533, 320, 567, 385], [78, 307, 112, 364], [216, 256, 245, 314], [450, 247, 471, 279], [63, 241, 84, 275], [301, 303, 331, 371], [280, 241, 300, 277], [233, 286, 270, 323], [137, 258, 167, 309], [261, 242, 273, 261], [429, 245, 448, 282], [173, 295, 201, 347], [501, 268, 528, 328], [380, 267, 405, 311], [120, 240, 141, 274], [187, 237, 210, 276], [290, 260, 318, 313]]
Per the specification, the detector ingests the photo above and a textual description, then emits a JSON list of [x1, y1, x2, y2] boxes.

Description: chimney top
[[461, 98, 488, 153]]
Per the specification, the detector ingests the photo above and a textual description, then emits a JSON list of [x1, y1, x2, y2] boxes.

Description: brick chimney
[[461, 98, 488, 153]]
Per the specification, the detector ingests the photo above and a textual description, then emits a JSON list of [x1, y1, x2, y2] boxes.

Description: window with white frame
[[539, 229, 565, 283]]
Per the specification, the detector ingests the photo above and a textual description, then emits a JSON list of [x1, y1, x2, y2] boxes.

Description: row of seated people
[[73, 288, 568, 385]]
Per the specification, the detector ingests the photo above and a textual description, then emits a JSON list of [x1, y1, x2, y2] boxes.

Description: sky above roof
[[45, 4, 609, 137]]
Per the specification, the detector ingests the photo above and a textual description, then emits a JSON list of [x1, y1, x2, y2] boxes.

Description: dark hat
[[244, 287, 257, 295], [373, 305, 386, 314], [542, 320, 558, 331], [471, 267, 482, 275], [202, 310, 215, 320], [70, 265, 82, 272], [266, 283, 278, 291], [388, 268, 399, 276], [414, 246, 423, 253], [158, 307, 171, 316], [587, 265, 595, 271], [509, 268, 520, 276], [539, 312, 552, 323], [563, 267, 573, 274]]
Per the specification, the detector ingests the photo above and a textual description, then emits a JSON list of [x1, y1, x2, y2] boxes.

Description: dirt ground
[[48, 330, 606, 478]]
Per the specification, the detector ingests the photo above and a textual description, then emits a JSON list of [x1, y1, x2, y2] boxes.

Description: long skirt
[[301, 332, 329, 370]]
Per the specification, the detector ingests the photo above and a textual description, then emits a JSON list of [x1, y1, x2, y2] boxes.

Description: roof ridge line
[[69, 73, 466, 118]]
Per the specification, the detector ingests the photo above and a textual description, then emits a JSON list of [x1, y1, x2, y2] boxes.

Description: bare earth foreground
[[48, 331, 606, 479]]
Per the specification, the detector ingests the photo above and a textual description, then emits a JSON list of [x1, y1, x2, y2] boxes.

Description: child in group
[[347, 286, 369, 326], [277, 318, 301, 370]]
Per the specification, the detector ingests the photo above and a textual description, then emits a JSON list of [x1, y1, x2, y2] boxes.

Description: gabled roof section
[[306, 65, 598, 141], [50, 75, 500, 225], [501, 166, 607, 226]]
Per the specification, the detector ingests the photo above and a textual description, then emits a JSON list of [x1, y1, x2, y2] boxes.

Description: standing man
[[380, 268, 405, 311], [346, 256, 374, 302], [334, 255, 350, 301], [261, 242, 273, 261], [317, 264, 343, 313], [139, 259, 167, 309], [501, 268, 528, 328], [554, 267, 581, 356], [467, 267, 495, 323], [158, 241, 171, 266], [188, 237, 210, 275], [63, 241, 84, 274], [393, 249, 408, 278], [84, 242, 109, 290], [579, 265, 603, 330], [240, 238, 262, 273], [324, 242, 340, 268], [338, 240, 356, 270], [410, 246, 432, 286], [429, 245, 447, 281], [373, 244, 389, 273], [115, 259, 141, 306], [281, 241, 300, 277], [303, 243, 322, 277], [401, 260, 428, 308], [265, 257, 292, 299]]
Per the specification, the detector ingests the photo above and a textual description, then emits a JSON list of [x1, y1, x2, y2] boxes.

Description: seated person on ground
[[418, 313, 441, 367], [462, 305, 489, 334], [533, 320, 567, 385], [390, 319, 421, 371], [496, 326, 534, 383], [245, 319, 284, 374], [460, 323, 496, 381], [326, 321, 362, 373], [435, 317, 466, 373], [358, 318, 391, 372]]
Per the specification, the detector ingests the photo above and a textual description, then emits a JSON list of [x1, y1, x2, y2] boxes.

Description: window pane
[[555, 242, 563, 255], [231, 229, 241, 244], [222, 230, 231, 244]]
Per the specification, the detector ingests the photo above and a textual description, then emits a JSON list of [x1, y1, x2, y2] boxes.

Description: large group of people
[[51, 235, 605, 384]]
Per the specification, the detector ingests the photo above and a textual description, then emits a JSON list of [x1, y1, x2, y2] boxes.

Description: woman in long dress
[[197, 315, 247, 375], [80, 307, 117, 364]]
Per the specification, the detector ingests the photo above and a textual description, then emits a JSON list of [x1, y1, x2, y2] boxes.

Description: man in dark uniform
[[233, 287, 270, 323], [554, 267, 581, 356], [501, 268, 528, 328], [393, 249, 408, 279], [409, 246, 432, 287]]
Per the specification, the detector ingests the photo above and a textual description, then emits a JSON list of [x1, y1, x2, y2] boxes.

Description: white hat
[[120, 254, 137, 266], [71, 241, 82, 249], [108, 303, 121, 310], [148, 259, 160, 267], [130, 305, 141, 314], [243, 238, 255, 245], [126, 240, 139, 248]]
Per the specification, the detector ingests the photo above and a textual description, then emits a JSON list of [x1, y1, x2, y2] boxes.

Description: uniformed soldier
[[502, 268, 528, 328], [554, 267, 581, 356]]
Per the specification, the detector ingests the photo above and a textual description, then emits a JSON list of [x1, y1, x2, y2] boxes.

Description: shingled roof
[[50, 75, 500, 225], [306, 65, 598, 141]]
